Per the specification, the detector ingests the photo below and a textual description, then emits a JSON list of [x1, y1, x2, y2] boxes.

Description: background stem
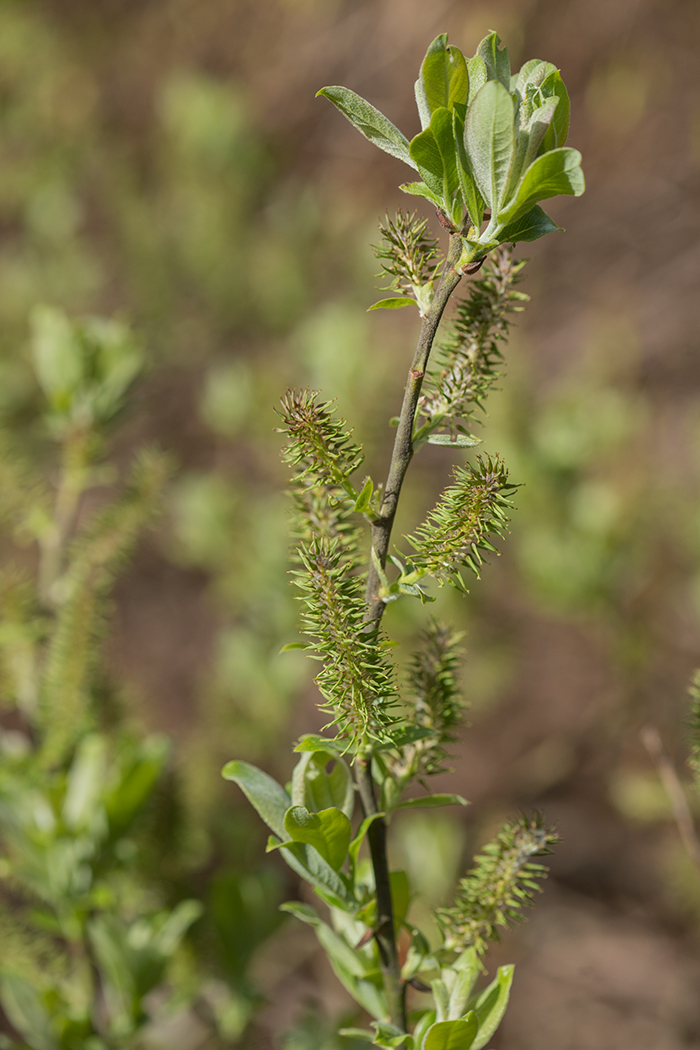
[[356, 232, 463, 1034]]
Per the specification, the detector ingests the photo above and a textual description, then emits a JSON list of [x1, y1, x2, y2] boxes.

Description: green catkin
[[406, 455, 515, 589], [436, 815, 558, 956]]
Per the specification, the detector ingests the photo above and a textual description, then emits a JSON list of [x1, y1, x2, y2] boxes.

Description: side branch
[[364, 233, 463, 624]]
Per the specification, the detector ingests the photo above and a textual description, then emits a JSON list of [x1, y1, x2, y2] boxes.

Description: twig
[[356, 232, 463, 1035], [641, 725, 700, 875]]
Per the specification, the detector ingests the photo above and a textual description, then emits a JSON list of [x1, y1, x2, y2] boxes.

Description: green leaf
[[338, 1029, 375, 1043], [415, 34, 469, 128], [446, 948, 480, 1018], [371, 1020, 413, 1047], [395, 793, 468, 811], [471, 966, 513, 1049], [497, 204, 561, 244], [430, 107, 460, 209], [291, 750, 355, 818], [349, 812, 384, 869], [539, 69, 570, 151], [514, 59, 549, 95], [426, 433, 480, 448], [284, 805, 352, 870], [0, 974, 58, 1050], [453, 109, 484, 229], [280, 902, 369, 977], [466, 56, 487, 105], [30, 305, 83, 405], [424, 1014, 478, 1050], [475, 32, 511, 89], [317, 86, 416, 169], [413, 1011, 437, 1050], [294, 733, 344, 753], [498, 147, 584, 225], [354, 476, 374, 512], [280, 641, 309, 651], [368, 297, 416, 311], [62, 733, 107, 832], [465, 80, 515, 213], [279, 840, 354, 910], [410, 126, 444, 198], [222, 760, 290, 839], [399, 181, 443, 207]]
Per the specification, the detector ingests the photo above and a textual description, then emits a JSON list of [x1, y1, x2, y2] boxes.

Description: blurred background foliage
[[0, 0, 699, 1047]]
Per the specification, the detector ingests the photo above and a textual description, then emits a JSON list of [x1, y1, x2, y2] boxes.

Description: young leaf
[[317, 86, 417, 169], [464, 80, 515, 214], [222, 760, 290, 840], [371, 1020, 413, 1047], [412, 1011, 437, 1049], [446, 950, 481, 1019], [466, 56, 487, 105], [278, 840, 355, 910], [395, 793, 468, 811], [471, 967, 513, 1049], [498, 147, 584, 226], [284, 805, 352, 870], [291, 750, 355, 818], [476, 31, 511, 89], [424, 1014, 479, 1050], [280, 902, 369, 978], [497, 204, 561, 244], [368, 297, 416, 312], [416, 34, 469, 126], [513, 58, 555, 97], [453, 109, 484, 229], [410, 125, 445, 198], [430, 107, 461, 208], [354, 476, 374, 513], [426, 434, 480, 448], [400, 181, 444, 207], [539, 69, 570, 151]]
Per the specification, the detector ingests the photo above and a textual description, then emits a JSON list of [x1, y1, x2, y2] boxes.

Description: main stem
[[357, 233, 463, 1034], [364, 234, 463, 623]]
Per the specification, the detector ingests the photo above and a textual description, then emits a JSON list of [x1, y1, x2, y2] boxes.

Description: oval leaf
[[222, 760, 290, 839], [539, 69, 570, 151], [395, 793, 469, 811], [399, 181, 443, 207], [317, 86, 416, 169], [497, 204, 561, 244], [424, 1014, 479, 1050], [465, 80, 515, 213], [368, 297, 416, 311], [476, 32, 511, 88], [499, 147, 584, 226], [471, 966, 514, 1049], [416, 34, 469, 127], [284, 805, 351, 870]]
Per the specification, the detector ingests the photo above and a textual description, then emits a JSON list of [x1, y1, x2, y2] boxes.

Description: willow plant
[[224, 31, 584, 1049]]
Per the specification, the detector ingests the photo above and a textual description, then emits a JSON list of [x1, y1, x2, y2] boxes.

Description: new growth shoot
[[224, 29, 583, 1050]]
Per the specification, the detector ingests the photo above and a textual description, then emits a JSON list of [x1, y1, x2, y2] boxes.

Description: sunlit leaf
[[317, 86, 416, 168]]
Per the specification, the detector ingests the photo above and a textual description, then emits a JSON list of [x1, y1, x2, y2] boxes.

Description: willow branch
[[354, 232, 463, 1035], [365, 233, 463, 624]]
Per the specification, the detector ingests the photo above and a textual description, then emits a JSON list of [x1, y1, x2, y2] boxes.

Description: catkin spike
[[293, 538, 396, 746], [436, 814, 558, 956], [38, 450, 171, 766], [406, 455, 515, 590], [418, 246, 528, 440]]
